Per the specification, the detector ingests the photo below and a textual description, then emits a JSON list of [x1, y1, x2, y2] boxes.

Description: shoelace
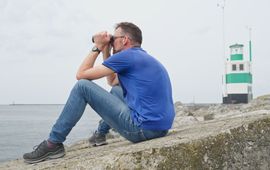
[[32, 141, 45, 153]]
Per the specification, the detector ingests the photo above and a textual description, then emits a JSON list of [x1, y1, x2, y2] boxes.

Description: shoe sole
[[24, 148, 65, 164], [91, 141, 108, 147]]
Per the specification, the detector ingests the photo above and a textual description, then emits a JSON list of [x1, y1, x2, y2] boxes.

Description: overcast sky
[[0, 0, 269, 104]]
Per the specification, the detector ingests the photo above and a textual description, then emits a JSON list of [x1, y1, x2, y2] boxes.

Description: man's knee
[[76, 79, 99, 90], [76, 79, 91, 86], [73, 79, 93, 93]]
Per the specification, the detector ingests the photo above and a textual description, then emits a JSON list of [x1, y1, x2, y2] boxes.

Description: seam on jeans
[[140, 129, 147, 140], [122, 129, 141, 135]]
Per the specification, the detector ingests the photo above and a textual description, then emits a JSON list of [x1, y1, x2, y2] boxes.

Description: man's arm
[[102, 45, 119, 86], [76, 51, 114, 80], [76, 31, 115, 81]]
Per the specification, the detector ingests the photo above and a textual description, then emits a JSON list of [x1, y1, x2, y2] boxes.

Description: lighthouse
[[222, 43, 253, 104]]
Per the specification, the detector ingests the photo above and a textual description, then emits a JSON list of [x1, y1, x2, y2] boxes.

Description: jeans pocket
[[142, 130, 168, 140], [122, 129, 147, 143]]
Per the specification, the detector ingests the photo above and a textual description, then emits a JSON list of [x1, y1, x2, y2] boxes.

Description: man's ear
[[122, 38, 126, 45], [122, 36, 128, 45]]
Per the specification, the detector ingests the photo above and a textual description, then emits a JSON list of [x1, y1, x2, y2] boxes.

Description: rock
[[174, 102, 192, 117], [204, 113, 215, 121], [172, 116, 198, 128]]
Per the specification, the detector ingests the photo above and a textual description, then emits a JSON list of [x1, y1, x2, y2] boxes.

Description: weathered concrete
[[1, 95, 270, 170]]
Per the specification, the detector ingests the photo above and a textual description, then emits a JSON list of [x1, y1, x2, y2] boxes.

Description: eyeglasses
[[110, 35, 125, 44]]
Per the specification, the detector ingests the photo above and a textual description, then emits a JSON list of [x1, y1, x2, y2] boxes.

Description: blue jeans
[[49, 79, 168, 143]]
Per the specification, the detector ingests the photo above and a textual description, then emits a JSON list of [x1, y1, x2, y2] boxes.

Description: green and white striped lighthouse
[[222, 43, 253, 104]]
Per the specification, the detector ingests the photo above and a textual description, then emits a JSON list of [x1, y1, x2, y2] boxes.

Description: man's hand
[[92, 31, 111, 51]]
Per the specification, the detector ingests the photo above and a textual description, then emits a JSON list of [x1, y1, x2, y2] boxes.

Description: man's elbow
[[76, 73, 83, 80]]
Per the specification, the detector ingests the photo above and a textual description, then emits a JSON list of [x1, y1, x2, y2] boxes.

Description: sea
[[0, 104, 100, 163]]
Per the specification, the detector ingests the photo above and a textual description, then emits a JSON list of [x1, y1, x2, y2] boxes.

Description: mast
[[247, 27, 252, 62]]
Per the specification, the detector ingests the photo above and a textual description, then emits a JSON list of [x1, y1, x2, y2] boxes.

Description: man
[[23, 22, 175, 163]]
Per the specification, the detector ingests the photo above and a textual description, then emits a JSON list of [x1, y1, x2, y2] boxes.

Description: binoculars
[[92, 35, 115, 44]]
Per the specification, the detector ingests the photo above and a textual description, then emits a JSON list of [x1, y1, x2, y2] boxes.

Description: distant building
[[222, 44, 253, 104]]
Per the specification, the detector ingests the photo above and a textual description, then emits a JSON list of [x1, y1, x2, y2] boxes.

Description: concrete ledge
[[1, 96, 270, 169]]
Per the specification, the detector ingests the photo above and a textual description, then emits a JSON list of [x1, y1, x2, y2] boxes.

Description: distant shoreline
[[0, 104, 65, 106]]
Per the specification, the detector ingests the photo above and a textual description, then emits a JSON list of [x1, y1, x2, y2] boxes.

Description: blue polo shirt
[[102, 47, 175, 130]]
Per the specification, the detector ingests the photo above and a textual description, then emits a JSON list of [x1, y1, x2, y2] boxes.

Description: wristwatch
[[92, 46, 101, 53]]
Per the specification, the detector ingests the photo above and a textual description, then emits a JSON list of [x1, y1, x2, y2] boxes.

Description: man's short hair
[[115, 22, 142, 45]]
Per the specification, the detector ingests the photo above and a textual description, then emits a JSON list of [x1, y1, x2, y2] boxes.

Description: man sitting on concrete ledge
[[23, 22, 175, 164]]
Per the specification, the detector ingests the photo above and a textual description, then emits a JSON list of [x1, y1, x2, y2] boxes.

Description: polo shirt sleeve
[[102, 51, 132, 73]]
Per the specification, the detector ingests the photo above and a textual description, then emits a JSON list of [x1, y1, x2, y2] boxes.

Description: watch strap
[[92, 46, 101, 53]]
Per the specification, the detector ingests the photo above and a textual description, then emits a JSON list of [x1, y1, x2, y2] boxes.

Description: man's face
[[111, 28, 125, 54]]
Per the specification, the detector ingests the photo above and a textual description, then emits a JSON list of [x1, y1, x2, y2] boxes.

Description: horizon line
[[0, 103, 65, 106]]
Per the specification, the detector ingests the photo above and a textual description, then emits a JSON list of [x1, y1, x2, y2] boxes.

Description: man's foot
[[89, 131, 108, 146], [23, 140, 65, 164]]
